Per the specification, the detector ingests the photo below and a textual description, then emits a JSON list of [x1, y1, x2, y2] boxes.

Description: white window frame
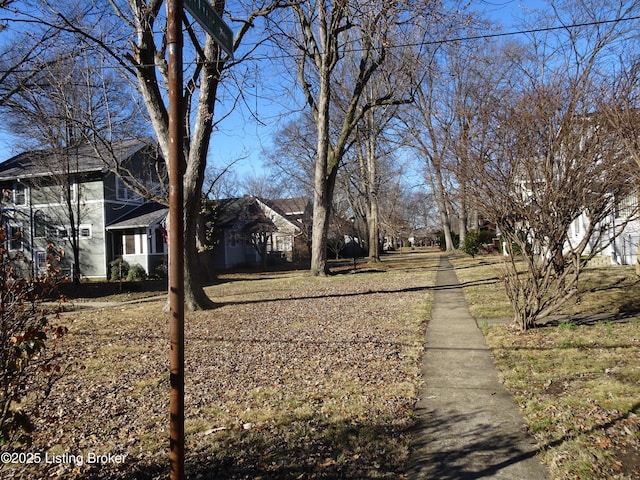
[[227, 230, 240, 248], [116, 177, 138, 202], [58, 181, 77, 204], [13, 184, 26, 206], [35, 250, 47, 272], [33, 211, 47, 238], [56, 224, 92, 240], [56, 226, 70, 239], [122, 232, 146, 255], [78, 224, 92, 239], [7, 223, 24, 251]]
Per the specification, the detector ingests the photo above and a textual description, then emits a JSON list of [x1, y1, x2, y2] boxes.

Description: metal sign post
[[166, 1, 185, 479], [166, 1, 232, 479]]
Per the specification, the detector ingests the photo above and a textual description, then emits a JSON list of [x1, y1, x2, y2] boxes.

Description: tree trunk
[[458, 186, 468, 248], [438, 205, 454, 251], [368, 198, 380, 261], [366, 126, 381, 262], [183, 193, 215, 310], [310, 46, 333, 276], [432, 179, 454, 251]]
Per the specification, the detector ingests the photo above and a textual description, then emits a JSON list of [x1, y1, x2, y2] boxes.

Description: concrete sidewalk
[[406, 256, 547, 479]]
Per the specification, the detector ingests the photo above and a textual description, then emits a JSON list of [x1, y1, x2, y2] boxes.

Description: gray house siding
[[0, 139, 167, 280]]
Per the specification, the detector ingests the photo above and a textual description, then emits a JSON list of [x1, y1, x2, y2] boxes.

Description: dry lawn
[[451, 253, 640, 479], [3, 252, 437, 479]]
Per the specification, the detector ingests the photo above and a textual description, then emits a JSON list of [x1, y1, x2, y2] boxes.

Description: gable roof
[[261, 197, 311, 223], [0, 138, 158, 181], [209, 196, 309, 232], [106, 202, 168, 230], [212, 197, 256, 228]]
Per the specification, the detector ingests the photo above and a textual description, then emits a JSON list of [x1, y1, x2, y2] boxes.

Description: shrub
[[109, 258, 129, 281], [126, 263, 147, 281], [0, 233, 67, 448], [153, 260, 168, 279], [463, 230, 482, 257]]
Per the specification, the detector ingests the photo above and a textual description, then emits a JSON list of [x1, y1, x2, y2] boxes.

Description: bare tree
[[241, 170, 284, 199], [478, 85, 637, 330], [1, 52, 143, 284], [401, 60, 457, 251], [265, 114, 317, 195], [471, 0, 640, 329], [599, 58, 640, 274], [0, 3, 67, 107], [269, 0, 419, 275], [399, 8, 501, 251], [6, 0, 286, 309], [340, 109, 404, 260]]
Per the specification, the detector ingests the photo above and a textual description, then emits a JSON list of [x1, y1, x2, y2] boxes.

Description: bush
[[153, 260, 168, 279], [109, 258, 129, 281], [463, 230, 482, 257], [0, 234, 67, 448], [126, 263, 147, 281]]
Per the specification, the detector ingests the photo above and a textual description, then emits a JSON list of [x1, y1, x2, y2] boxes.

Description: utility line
[[423, 15, 640, 46], [0, 14, 639, 73]]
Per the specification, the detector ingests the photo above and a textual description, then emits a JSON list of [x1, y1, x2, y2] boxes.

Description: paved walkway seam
[[406, 255, 547, 479]]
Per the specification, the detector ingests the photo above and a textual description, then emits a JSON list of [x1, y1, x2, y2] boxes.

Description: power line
[[1, 14, 639, 74], [424, 15, 640, 46], [258, 14, 640, 60]]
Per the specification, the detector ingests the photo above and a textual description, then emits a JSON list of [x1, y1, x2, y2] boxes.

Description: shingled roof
[[0, 138, 157, 180], [106, 202, 168, 230]]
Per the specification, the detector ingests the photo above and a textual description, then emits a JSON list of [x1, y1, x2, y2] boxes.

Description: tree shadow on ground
[[406, 406, 543, 480], [81, 418, 410, 479], [539, 310, 640, 327], [57, 279, 167, 299], [407, 402, 640, 479], [80, 401, 639, 480]]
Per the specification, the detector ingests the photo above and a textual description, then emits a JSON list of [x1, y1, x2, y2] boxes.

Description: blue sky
[[207, 0, 548, 181], [0, 0, 546, 178]]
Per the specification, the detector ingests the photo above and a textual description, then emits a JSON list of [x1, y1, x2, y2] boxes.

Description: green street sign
[[184, 0, 233, 58]]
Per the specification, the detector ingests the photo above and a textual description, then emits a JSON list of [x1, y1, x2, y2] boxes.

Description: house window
[[154, 228, 166, 254], [276, 236, 291, 252], [618, 191, 638, 219], [7, 223, 23, 250], [13, 184, 26, 205], [123, 232, 145, 255], [79, 225, 92, 239], [35, 250, 47, 272], [55, 224, 92, 240], [34, 211, 47, 238], [60, 182, 78, 204], [124, 234, 136, 254], [227, 230, 240, 248], [56, 227, 70, 239], [116, 177, 138, 201]]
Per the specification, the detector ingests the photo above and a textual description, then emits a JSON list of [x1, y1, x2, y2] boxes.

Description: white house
[[567, 190, 640, 266]]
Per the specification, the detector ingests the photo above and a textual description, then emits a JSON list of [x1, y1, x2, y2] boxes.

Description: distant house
[[206, 196, 311, 270], [567, 190, 640, 266], [259, 197, 312, 262], [105, 201, 169, 277], [0, 138, 168, 279]]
